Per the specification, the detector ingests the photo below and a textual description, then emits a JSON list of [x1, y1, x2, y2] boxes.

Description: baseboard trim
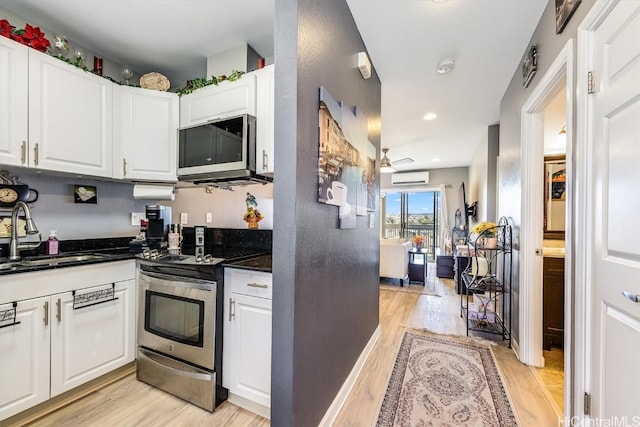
[[227, 393, 270, 419], [511, 338, 521, 361], [318, 324, 382, 427]]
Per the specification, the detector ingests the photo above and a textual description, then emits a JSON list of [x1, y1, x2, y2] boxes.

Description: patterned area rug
[[377, 331, 519, 426], [380, 263, 441, 296]]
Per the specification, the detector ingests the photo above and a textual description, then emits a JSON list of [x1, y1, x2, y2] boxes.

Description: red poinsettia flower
[[0, 19, 15, 37], [22, 24, 50, 52]]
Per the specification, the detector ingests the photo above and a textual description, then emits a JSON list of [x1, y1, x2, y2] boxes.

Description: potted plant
[[472, 221, 498, 248], [412, 235, 425, 251]]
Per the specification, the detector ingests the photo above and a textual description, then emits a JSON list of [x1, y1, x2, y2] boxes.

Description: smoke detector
[[436, 59, 455, 74]]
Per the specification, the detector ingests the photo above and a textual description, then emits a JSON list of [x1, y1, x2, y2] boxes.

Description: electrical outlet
[[180, 212, 188, 225], [206, 212, 212, 223], [130, 212, 145, 226]]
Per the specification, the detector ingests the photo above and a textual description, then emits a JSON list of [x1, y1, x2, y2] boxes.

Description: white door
[[255, 64, 275, 175], [224, 292, 272, 408], [50, 281, 135, 397], [118, 86, 178, 181], [0, 36, 28, 167], [0, 297, 50, 421], [28, 50, 113, 177], [586, 1, 640, 419]]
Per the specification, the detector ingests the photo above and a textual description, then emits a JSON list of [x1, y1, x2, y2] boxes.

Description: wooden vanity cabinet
[[543, 257, 565, 350]]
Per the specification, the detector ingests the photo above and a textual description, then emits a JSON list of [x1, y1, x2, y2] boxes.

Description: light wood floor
[[23, 270, 559, 426], [333, 271, 560, 426]]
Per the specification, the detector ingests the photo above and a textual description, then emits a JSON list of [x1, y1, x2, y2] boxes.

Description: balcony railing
[[383, 224, 438, 260]]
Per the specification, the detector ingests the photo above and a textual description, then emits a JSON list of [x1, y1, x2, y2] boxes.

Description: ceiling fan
[[380, 148, 414, 173]]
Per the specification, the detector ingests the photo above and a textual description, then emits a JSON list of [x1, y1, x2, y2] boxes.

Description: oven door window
[[145, 290, 205, 347]]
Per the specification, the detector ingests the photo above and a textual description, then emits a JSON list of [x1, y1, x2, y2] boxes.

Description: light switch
[[206, 212, 212, 223], [180, 212, 188, 225]]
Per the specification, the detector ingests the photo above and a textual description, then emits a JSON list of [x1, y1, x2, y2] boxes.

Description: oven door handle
[[137, 347, 213, 381], [139, 271, 216, 291]]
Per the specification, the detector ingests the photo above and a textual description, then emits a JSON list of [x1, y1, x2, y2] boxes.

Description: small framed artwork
[[556, 0, 581, 34], [522, 46, 537, 88], [74, 185, 97, 204]]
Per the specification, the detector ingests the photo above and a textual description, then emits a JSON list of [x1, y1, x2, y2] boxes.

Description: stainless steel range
[[136, 251, 227, 412]]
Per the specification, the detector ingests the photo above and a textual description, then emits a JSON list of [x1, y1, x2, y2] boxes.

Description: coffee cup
[[168, 232, 182, 249], [326, 181, 347, 206]]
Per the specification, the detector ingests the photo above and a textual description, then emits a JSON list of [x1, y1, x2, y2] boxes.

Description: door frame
[[574, 0, 620, 419], [519, 39, 574, 407]]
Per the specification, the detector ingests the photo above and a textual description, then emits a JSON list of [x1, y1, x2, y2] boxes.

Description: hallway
[[334, 271, 559, 426]]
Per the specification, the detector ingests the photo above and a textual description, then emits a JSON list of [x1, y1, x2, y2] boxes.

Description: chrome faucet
[[9, 201, 40, 261]]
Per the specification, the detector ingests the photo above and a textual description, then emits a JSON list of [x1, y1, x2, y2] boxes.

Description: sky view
[[385, 191, 436, 215]]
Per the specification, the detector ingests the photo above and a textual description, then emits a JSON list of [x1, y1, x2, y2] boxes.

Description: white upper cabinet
[[0, 37, 29, 167], [117, 86, 178, 181], [254, 65, 274, 176], [179, 74, 257, 128], [28, 50, 113, 177]]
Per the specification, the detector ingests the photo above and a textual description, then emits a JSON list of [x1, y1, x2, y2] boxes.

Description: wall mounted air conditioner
[[391, 171, 429, 186]]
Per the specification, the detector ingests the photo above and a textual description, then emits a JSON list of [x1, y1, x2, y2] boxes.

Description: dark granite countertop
[[0, 236, 137, 275], [0, 249, 136, 275], [223, 254, 272, 273]]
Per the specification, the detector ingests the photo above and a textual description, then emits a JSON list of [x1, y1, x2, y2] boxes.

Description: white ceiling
[[1, 0, 547, 171]]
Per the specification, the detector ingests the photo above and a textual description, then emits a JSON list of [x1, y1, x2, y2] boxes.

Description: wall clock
[[0, 187, 20, 207], [0, 185, 38, 207]]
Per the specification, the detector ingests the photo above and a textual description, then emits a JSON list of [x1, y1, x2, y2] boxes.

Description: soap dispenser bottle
[[46, 230, 59, 255]]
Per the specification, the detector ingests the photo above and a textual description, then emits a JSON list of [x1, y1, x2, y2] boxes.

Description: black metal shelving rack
[[460, 216, 512, 347]]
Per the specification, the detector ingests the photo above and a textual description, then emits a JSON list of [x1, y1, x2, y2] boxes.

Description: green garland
[[49, 53, 245, 93], [51, 54, 140, 87], [176, 70, 245, 96]]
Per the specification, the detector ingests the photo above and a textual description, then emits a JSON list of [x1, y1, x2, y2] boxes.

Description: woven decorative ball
[[140, 72, 170, 91]]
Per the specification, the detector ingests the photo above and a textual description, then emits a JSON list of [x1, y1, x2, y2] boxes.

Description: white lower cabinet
[[0, 297, 51, 420], [223, 268, 272, 418], [50, 281, 136, 396], [0, 261, 136, 421]]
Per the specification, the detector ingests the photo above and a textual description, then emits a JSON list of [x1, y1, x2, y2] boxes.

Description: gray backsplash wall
[[0, 171, 148, 240], [166, 184, 274, 229]]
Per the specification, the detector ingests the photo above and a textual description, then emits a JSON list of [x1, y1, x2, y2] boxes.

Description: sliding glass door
[[382, 190, 440, 260]]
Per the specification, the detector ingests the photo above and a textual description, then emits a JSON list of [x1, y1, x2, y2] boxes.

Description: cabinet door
[[0, 297, 50, 421], [28, 50, 113, 177], [223, 293, 272, 408], [255, 65, 274, 175], [50, 280, 135, 397], [179, 74, 256, 128], [118, 86, 178, 181], [0, 37, 28, 167]]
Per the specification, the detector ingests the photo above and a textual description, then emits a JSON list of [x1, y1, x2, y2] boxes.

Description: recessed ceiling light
[[432, 158, 441, 162], [423, 113, 437, 120], [436, 59, 455, 74]]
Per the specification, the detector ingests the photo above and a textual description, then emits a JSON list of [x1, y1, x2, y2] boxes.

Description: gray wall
[[468, 124, 499, 224], [271, 0, 381, 425], [499, 0, 594, 344], [166, 184, 274, 229], [487, 124, 499, 221], [0, 171, 147, 241], [380, 167, 468, 233]]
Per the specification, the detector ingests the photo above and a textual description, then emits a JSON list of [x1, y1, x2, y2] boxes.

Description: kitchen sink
[[20, 254, 108, 266]]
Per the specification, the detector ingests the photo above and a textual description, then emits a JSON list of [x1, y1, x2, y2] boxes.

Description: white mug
[[326, 181, 347, 206], [168, 232, 182, 249]]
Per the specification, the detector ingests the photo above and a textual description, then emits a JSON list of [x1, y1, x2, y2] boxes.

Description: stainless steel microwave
[[177, 114, 258, 182]]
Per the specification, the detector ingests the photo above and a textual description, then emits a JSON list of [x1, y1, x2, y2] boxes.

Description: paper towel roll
[[133, 184, 175, 200]]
